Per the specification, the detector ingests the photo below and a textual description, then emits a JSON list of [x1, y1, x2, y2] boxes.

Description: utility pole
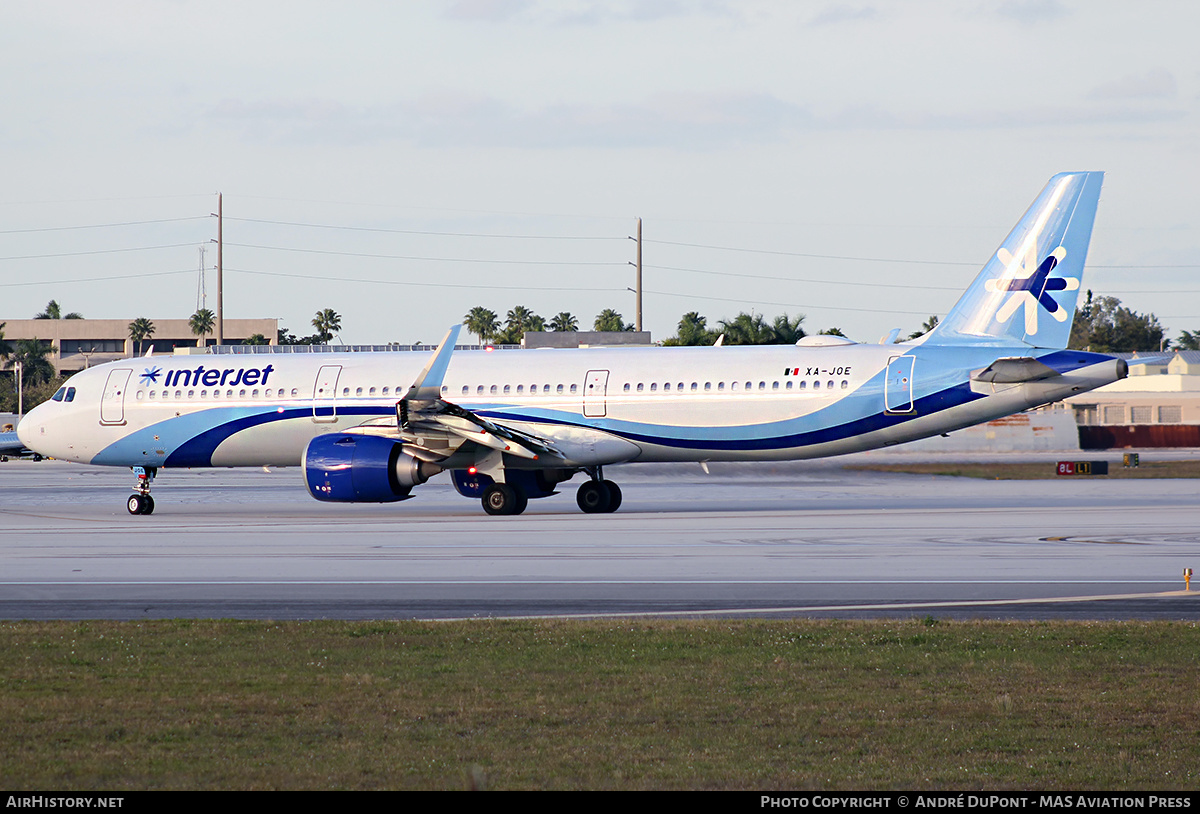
[[632, 217, 643, 332], [14, 361, 22, 418], [196, 245, 207, 312], [214, 193, 224, 346]]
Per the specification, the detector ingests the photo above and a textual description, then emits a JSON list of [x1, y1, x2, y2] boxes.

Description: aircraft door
[[884, 356, 915, 414], [312, 364, 342, 423], [583, 369, 609, 418], [99, 368, 132, 426]]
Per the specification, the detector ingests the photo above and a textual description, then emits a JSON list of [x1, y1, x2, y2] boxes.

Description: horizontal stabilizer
[[972, 357, 1059, 384]]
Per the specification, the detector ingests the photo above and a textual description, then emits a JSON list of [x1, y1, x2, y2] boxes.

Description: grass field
[[844, 460, 1200, 480], [2, 619, 1198, 790]]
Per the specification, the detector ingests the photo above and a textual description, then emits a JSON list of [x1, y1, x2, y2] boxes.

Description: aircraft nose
[[16, 406, 44, 451]]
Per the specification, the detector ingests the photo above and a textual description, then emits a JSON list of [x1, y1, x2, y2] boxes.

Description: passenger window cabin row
[[133, 378, 851, 402]]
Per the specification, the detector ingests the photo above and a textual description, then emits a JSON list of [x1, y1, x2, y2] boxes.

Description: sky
[[2, 0, 1197, 345]]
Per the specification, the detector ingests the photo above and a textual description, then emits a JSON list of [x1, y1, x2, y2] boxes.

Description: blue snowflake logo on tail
[[984, 244, 1078, 335]]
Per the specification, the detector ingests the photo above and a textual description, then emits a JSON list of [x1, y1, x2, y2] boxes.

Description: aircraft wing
[[343, 326, 564, 465]]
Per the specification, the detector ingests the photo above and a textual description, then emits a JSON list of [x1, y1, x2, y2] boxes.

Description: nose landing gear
[[127, 466, 157, 515]]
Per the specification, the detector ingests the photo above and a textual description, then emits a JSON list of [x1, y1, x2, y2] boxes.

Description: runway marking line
[[419, 589, 1200, 621]]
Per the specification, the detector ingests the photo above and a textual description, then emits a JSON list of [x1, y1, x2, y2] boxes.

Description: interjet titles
[[163, 365, 275, 389]]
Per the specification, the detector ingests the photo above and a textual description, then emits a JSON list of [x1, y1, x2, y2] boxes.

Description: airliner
[[18, 172, 1125, 516]]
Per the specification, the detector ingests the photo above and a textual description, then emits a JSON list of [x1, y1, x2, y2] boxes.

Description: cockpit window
[[64, 387, 76, 403], [51, 387, 66, 402]]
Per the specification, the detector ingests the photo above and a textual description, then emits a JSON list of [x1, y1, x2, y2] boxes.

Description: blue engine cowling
[[304, 433, 437, 503], [450, 468, 572, 500]]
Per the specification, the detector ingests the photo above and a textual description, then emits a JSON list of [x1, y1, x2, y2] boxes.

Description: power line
[[0, 243, 203, 261], [642, 288, 944, 317], [225, 216, 622, 241], [645, 238, 977, 266], [0, 216, 210, 234], [228, 267, 623, 293], [0, 269, 195, 287], [225, 242, 623, 266], [645, 238, 1200, 269], [646, 263, 962, 291]]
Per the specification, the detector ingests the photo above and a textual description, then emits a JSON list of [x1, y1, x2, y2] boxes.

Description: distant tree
[[717, 312, 775, 345], [505, 305, 538, 333], [189, 308, 215, 347], [242, 333, 269, 346], [312, 308, 342, 344], [34, 300, 82, 320], [0, 322, 11, 361], [7, 339, 55, 386], [1069, 291, 1165, 352], [494, 305, 543, 343], [819, 327, 847, 337], [278, 326, 321, 345], [907, 315, 939, 340], [662, 312, 717, 346], [593, 309, 629, 332], [771, 313, 807, 344], [1175, 330, 1200, 351], [128, 317, 155, 356], [0, 371, 67, 414], [463, 306, 500, 344], [549, 312, 579, 333]]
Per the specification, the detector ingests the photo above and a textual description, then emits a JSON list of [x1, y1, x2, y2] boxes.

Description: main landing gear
[[576, 468, 622, 514], [474, 467, 623, 516], [127, 466, 156, 515], [481, 482, 529, 516]]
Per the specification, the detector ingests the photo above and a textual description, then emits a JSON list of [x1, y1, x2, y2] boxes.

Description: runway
[[1, 456, 1198, 620]]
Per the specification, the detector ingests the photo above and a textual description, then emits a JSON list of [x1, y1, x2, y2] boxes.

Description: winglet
[[405, 325, 462, 401]]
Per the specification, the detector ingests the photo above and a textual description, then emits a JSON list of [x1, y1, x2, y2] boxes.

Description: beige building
[[1, 318, 278, 375], [1039, 351, 1200, 447]]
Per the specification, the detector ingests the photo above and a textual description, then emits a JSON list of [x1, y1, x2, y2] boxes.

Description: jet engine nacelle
[[303, 433, 440, 503], [450, 467, 572, 500]]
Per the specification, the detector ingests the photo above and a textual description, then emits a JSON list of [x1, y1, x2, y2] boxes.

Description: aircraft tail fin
[[922, 171, 1103, 349]]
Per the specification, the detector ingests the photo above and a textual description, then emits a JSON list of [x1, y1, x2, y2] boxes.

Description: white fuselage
[[20, 342, 1124, 471]]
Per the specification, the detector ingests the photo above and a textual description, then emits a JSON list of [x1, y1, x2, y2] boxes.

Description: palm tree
[[463, 306, 500, 344], [312, 308, 342, 344], [505, 305, 538, 333], [907, 315, 939, 341], [662, 311, 716, 346], [496, 305, 541, 343], [242, 333, 269, 346], [189, 308, 215, 347], [718, 312, 773, 345], [7, 339, 55, 386], [0, 322, 12, 361], [771, 313, 806, 344], [34, 300, 83, 320], [549, 312, 579, 333], [128, 317, 155, 356], [593, 309, 628, 332]]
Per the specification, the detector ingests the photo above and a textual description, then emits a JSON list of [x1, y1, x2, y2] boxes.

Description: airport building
[[1050, 351, 1200, 448], [1, 317, 278, 376]]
